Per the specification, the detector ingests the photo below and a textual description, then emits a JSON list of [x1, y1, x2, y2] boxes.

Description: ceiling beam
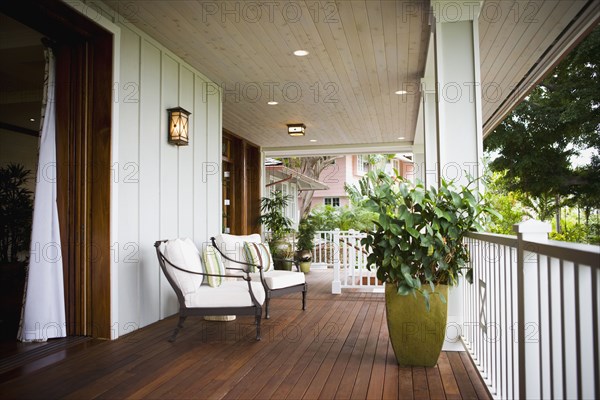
[[263, 141, 414, 157]]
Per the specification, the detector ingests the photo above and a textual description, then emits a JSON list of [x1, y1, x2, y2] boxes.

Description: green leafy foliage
[[358, 171, 498, 305], [258, 190, 293, 254], [485, 26, 599, 210], [309, 204, 378, 232], [0, 163, 34, 263], [296, 216, 316, 251], [482, 160, 599, 244]]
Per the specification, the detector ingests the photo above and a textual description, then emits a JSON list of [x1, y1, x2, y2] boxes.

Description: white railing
[[312, 230, 383, 293], [463, 220, 600, 399], [311, 230, 337, 267]]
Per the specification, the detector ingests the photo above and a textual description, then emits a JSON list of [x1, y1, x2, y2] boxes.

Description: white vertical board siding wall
[[158, 55, 180, 319], [117, 26, 141, 335], [137, 39, 161, 330], [116, 23, 222, 336]]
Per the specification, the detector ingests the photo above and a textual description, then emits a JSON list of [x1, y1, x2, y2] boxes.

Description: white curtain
[[18, 45, 66, 342]]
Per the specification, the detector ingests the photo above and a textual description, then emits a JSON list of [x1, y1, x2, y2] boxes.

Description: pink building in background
[[310, 154, 414, 210]]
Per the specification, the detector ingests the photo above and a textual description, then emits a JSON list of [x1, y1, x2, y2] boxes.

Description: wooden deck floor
[[0, 269, 491, 399]]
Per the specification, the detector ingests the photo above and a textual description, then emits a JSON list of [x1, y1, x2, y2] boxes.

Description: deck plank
[[447, 351, 479, 399], [412, 367, 430, 400], [350, 302, 385, 400], [307, 301, 371, 399], [269, 298, 352, 399], [284, 299, 359, 400], [438, 352, 462, 400], [365, 302, 389, 400], [426, 365, 447, 400], [0, 270, 491, 400], [460, 351, 492, 399], [383, 341, 400, 399]]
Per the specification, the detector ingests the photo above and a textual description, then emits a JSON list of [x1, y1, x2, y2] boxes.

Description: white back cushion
[[214, 233, 261, 270], [163, 238, 203, 295]]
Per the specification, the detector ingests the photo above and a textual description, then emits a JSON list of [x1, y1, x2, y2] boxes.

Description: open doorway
[[0, 14, 44, 343], [0, 0, 113, 356]]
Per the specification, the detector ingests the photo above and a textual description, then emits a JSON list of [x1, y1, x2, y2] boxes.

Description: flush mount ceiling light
[[287, 123, 306, 137], [395, 90, 407, 95], [293, 50, 309, 56], [398, 136, 405, 140], [310, 139, 317, 142], [267, 101, 278, 105]]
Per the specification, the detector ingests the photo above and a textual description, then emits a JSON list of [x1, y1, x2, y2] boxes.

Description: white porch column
[[419, 34, 438, 188], [431, 1, 484, 351], [412, 144, 425, 184], [422, 89, 439, 187], [433, 1, 484, 188], [412, 100, 425, 183]]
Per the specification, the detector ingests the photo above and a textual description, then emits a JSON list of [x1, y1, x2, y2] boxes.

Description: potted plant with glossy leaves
[[358, 170, 498, 367], [296, 216, 316, 273], [258, 190, 294, 270]]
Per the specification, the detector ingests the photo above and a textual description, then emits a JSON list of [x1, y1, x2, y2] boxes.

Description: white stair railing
[[312, 230, 381, 293]]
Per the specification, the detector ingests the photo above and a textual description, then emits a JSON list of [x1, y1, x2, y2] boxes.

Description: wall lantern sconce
[[287, 123, 306, 137], [167, 107, 191, 146]]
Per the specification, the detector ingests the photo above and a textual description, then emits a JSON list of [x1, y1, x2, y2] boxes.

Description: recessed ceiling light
[[310, 139, 317, 142], [29, 118, 35, 122], [398, 136, 405, 140], [395, 90, 407, 95], [267, 101, 278, 105], [293, 50, 309, 57]]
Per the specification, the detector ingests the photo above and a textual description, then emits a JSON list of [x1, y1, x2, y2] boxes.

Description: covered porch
[[0, 269, 490, 399], [0, 1, 598, 399]]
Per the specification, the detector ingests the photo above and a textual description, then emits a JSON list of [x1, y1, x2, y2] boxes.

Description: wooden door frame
[[1, 0, 113, 338], [222, 130, 261, 235]]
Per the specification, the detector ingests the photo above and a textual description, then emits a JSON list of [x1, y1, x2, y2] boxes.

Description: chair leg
[[169, 315, 187, 342], [265, 296, 271, 319], [255, 312, 262, 341], [302, 286, 307, 310]]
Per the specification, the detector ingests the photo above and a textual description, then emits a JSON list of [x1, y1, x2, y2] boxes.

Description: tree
[[485, 26, 600, 225], [283, 156, 338, 218], [570, 155, 600, 224]]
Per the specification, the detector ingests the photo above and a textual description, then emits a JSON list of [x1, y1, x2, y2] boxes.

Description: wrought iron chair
[[211, 234, 307, 319], [154, 238, 264, 341]]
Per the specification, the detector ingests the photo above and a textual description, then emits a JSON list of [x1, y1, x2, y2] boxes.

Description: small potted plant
[[295, 216, 316, 273], [0, 163, 34, 339], [358, 170, 498, 367], [258, 190, 294, 270]]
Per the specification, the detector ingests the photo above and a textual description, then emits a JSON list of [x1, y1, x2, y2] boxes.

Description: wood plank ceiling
[[103, 0, 598, 151]]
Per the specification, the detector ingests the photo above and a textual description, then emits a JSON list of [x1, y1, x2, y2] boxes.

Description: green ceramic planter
[[274, 259, 293, 271], [299, 261, 311, 273], [385, 283, 448, 367]]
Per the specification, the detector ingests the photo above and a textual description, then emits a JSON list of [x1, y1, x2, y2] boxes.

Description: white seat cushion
[[163, 238, 203, 295], [184, 280, 265, 308], [250, 270, 306, 290], [214, 233, 261, 270]]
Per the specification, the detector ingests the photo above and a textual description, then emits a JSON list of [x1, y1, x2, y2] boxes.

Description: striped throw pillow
[[243, 242, 273, 272], [203, 245, 225, 287]]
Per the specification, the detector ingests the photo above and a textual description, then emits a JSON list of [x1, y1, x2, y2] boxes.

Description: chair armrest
[[157, 245, 254, 281], [169, 256, 261, 281], [210, 237, 263, 273]]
